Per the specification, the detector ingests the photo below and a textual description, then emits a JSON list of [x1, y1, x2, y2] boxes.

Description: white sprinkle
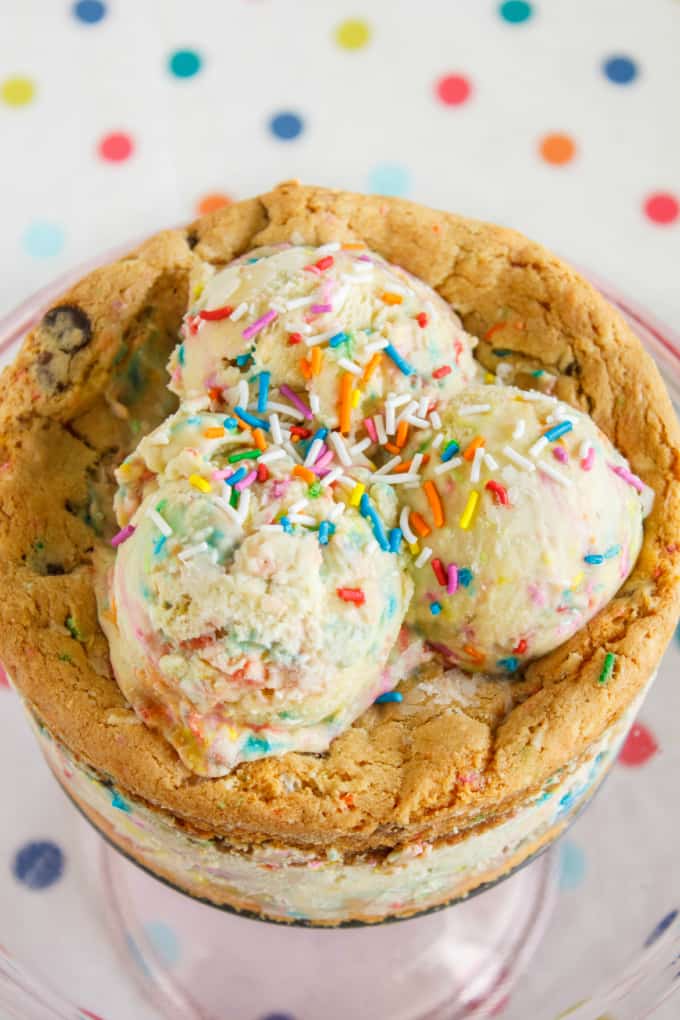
[[374, 455, 401, 476], [353, 262, 373, 274], [146, 507, 172, 537], [405, 415, 429, 428], [418, 396, 429, 418], [290, 230, 305, 245], [415, 546, 432, 568], [537, 461, 572, 487], [385, 401, 396, 436], [289, 498, 309, 515], [269, 413, 283, 445], [300, 324, 313, 335], [237, 380, 249, 409], [400, 505, 417, 543], [350, 437, 372, 455], [329, 501, 346, 521], [432, 433, 445, 450], [410, 453, 424, 474], [230, 302, 248, 322], [328, 431, 352, 466], [580, 440, 592, 459], [149, 430, 170, 446], [374, 414, 387, 445], [503, 445, 535, 471], [259, 524, 284, 534], [310, 393, 320, 415], [178, 542, 209, 562], [458, 404, 491, 416], [322, 466, 346, 488], [214, 498, 242, 529], [267, 401, 304, 421], [434, 457, 463, 475], [388, 393, 412, 409], [259, 447, 286, 465], [396, 400, 419, 426], [317, 242, 341, 254], [338, 357, 362, 376], [304, 439, 323, 468], [374, 473, 420, 485], [364, 338, 388, 355], [182, 395, 211, 413], [430, 410, 442, 429], [305, 331, 332, 348], [529, 435, 549, 459], [512, 419, 526, 440], [519, 390, 547, 402], [236, 488, 251, 523], [484, 452, 499, 471], [283, 295, 314, 311], [332, 286, 349, 312], [470, 445, 485, 483], [283, 441, 302, 464], [288, 513, 316, 526]]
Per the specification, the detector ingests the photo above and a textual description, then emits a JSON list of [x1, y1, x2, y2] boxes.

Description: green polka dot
[[499, 1, 533, 23], [168, 50, 202, 79]]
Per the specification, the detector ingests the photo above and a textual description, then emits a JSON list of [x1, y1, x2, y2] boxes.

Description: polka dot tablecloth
[[0, 3, 679, 1019]]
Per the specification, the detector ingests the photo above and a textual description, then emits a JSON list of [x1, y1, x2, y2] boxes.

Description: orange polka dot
[[539, 133, 577, 166], [196, 192, 233, 216]]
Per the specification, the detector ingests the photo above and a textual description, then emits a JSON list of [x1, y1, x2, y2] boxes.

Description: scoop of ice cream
[[398, 384, 650, 673], [97, 407, 412, 776], [168, 244, 478, 433]]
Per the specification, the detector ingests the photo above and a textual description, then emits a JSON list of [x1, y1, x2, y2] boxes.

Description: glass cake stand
[[0, 256, 679, 1020]]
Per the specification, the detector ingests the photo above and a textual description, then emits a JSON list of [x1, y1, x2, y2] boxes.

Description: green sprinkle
[[156, 498, 167, 513], [598, 652, 616, 685], [228, 449, 261, 463], [65, 615, 82, 641], [58, 653, 72, 663], [229, 488, 239, 509], [531, 369, 545, 378], [33, 539, 45, 551], [308, 481, 321, 498]]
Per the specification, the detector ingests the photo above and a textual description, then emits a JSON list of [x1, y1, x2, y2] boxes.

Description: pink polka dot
[[619, 722, 659, 766], [643, 192, 678, 225], [98, 131, 134, 163], [435, 74, 472, 106]]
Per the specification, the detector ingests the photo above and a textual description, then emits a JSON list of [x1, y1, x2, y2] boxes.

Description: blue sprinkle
[[458, 567, 473, 587], [236, 353, 253, 367], [498, 656, 520, 672], [359, 493, 389, 550], [185, 415, 201, 425], [645, 910, 679, 948], [247, 257, 261, 263], [234, 405, 270, 431], [245, 734, 270, 754], [111, 790, 131, 812], [280, 516, 292, 534], [329, 331, 349, 348], [430, 601, 442, 615], [584, 553, 604, 565], [257, 371, 271, 413], [492, 348, 512, 357], [318, 520, 335, 546], [388, 527, 403, 553], [384, 343, 415, 376], [604, 544, 621, 559], [441, 440, 460, 462], [313, 427, 329, 441], [225, 467, 247, 486], [223, 417, 238, 429], [153, 535, 167, 556], [375, 691, 403, 704], [177, 343, 185, 365], [544, 421, 573, 442], [531, 369, 544, 378]]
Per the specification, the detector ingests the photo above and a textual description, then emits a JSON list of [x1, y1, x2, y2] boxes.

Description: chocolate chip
[[186, 230, 199, 250], [42, 305, 92, 354], [45, 563, 65, 576]]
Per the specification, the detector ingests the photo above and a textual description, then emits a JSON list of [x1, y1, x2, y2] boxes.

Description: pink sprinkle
[[212, 468, 234, 481], [358, 254, 373, 263], [279, 384, 313, 420], [272, 480, 289, 499], [313, 449, 334, 474], [242, 308, 278, 341], [364, 417, 378, 443], [581, 446, 595, 471], [609, 463, 644, 493], [447, 563, 458, 594], [111, 524, 135, 548], [313, 442, 329, 464], [553, 446, 568, 464], [310, 303, 332, 314], [234, 470, 257, 492], [304, 264, 322, 275]]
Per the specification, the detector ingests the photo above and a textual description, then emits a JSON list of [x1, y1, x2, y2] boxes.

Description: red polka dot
[[97, 131, 134, 163], [196, 192, 233, 216], [643, 192, 679, 225], [0, 663, 9, 690], [619, 723, 659, 767], [435, 74, 472, 106]]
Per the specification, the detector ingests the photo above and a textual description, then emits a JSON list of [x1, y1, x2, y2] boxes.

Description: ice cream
[[399, 384, 651, 673], [168, 243, 478, 431], [97, 407, 413, 776]]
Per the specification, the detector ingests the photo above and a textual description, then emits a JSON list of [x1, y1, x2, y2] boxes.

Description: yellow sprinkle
[[409, 542, 420, 556], [459, 490, 479, 530], [352, 387, 362, 408], [349, 482, 365, 507], [193, 281, 205, 300], [189, 473, 211, 493], [227, 727, 238, 740], [572, 571, 584, 588], [117, 462, 132, 477], [484, 372, 495, 384]]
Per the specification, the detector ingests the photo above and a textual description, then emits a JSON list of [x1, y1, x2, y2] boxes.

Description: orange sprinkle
[[483, 322, 507, 342], [395, 420, 409, 448], [410, 511, 431, 538], [208, 387, 222, 403], [384, 442, 401, 455], [291, 433, 301, 444], [310, 346, 323, 377], [234, 411, 253, 432], [341, 242, 366, 251], [463, 644, 486, 665], [361, 351, 382, 385], [203, 427, 225, 439], [424, 479, 445, 528], [463, 435, 486, 461], [339, 372, 354, 435], [293, 465, 316, 485], [300, 357, 312, 380], [381, 291, 403, 306], [393, 459, 412, 474], [252, 428, 267, 451]]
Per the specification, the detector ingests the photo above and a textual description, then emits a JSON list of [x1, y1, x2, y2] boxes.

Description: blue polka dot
[[260, 1015, 296, 1020], [13, 840, 65, 889], [645, 909, 678, 948], [368, 163, 411, 197], [559, 840, 586, 890], [72, 0, 106, 23], [23, 222, 65, 259], [144, 921, 181, 967], [499, 1, 533, 23], [269, 112, 304, 141], [602, 55, 638, 85], [168, 50, 202, 79]]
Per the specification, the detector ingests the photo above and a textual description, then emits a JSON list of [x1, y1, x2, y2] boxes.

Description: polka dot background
[[0, 3, 678, 1018]]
